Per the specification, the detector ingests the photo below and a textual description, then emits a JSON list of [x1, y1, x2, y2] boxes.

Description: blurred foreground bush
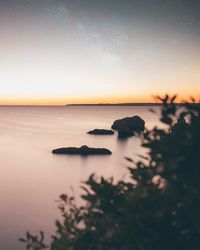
[[20, 96, 200, 250]]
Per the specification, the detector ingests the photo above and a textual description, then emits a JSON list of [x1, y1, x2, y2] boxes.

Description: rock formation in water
[[87, 129, 114, 135], [52, 145, 112, 155], [117, 128, 135, 139], [111, 116, 145, 138]]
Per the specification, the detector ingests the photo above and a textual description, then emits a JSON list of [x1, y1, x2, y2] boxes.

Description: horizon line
[[0, 102, 198, 107]]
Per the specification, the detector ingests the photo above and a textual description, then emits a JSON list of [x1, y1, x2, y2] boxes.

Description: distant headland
[[66, 103, 163, 107]]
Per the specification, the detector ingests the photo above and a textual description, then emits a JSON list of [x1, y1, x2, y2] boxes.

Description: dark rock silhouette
[[117, 128, 135, 139], [87, 129, 114, 135], [112, 116, 145, 131], [111, 116, 145, 138], [52, 145, 112, 155]]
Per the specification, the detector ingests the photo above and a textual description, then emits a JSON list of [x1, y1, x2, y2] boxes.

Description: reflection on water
[[0, 106, 160, 249]]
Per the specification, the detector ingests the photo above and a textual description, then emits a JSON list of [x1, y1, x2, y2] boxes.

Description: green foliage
[[20, 96, 200, 250]]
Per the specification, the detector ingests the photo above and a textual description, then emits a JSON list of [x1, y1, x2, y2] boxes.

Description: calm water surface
[[0, 106, 160, 250]]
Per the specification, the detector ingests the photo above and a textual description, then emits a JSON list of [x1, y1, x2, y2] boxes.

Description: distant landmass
[[66, 103, 164, 106]]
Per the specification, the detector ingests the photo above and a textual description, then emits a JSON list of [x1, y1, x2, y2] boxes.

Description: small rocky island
[[52, 145, 112, 155], [87, 129, 114, 135], [111, 116, 145, 138]]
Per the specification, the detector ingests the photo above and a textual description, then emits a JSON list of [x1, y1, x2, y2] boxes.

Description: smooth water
[[0, 106, 160, 250]]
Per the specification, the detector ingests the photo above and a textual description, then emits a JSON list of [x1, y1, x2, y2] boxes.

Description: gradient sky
[[0, 0, 199, 104]]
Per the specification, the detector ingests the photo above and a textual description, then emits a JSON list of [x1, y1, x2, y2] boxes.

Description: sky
[[0, 0, 199, 104]]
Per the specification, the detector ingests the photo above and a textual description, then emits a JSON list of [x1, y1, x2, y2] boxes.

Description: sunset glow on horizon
[[0, 92, 199, 105], [0, 0, 199, 105]]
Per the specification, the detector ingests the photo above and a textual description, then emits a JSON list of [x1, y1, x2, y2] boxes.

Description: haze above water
[[0, 106, 160, 250]]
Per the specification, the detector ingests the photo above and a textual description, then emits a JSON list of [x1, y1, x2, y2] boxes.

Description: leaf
[[136, 154, 149, 160], [190, 96, 195, 103], [125, 157, 134, 163], [18, 238, 26, 243], [171, 95, 177, 103], [40, 231, 44, 242], [26, 231, 31, 239], [163, 94, 169, 104], [156, 95, 164, 103], [59, 194, 68, 202]]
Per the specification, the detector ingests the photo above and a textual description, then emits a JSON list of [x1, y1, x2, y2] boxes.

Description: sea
[[0, 105, 161, 250]]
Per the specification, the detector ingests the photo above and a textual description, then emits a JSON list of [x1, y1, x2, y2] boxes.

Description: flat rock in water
[[87, 129, 114, 135], [52, 145, 112, 155]]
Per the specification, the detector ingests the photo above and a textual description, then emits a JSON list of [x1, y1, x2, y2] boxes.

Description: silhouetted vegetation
[[20, 95, 200, 250]]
